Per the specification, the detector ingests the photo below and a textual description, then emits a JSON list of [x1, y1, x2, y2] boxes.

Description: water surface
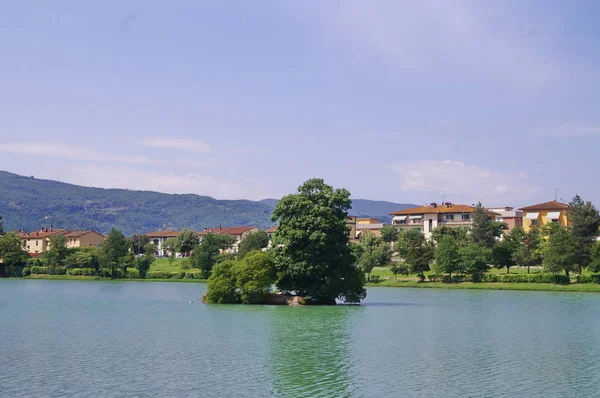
[[1, 280, 599, 397]]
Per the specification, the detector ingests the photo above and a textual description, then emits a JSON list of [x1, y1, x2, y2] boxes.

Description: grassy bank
[[367, 279, 600, 292]]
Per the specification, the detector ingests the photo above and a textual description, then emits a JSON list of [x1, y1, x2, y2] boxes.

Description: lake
[[2, 280, 600, 397]]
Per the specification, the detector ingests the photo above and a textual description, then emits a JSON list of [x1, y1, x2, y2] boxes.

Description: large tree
[[434, 235, 463, 281], [491, 227, 523, 274], [0, 232, 28, 268], [237, 230, 269, 260], [395, 229, 434, 281], [431, 225, 468, 245], [101, 228, 130, 278], [192, 233, 236, 278], [135, 243, 156, 278], [380, 224, 400, 244], [514, 227, 542, 274], [176, 229, 200, 256], [162, 237, 178, 264], [567, 195, 600, 274], [45, 234, 69, 266], [65, 247, 101, 274], [470, 202, 507, 248], [460, 243, 491, 281], [129, 234, 150, 255], [543, 226, 579, 276], [271, 178, 366, 304], [589, 241, 600, 273], [355, 232, 391, 281]]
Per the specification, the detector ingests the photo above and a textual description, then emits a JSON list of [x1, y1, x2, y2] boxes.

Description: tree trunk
[[527, 266, 530, 274], [506, 266, 510, 274]]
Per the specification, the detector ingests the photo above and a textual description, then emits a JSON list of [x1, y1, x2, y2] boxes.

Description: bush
[[126, 268, 140, 279], [146, 271, 185, 279], [68, 268, 83, 276], [577, 274, 600, 284], [99, 268, 124, 278], [369, 275, 381, 284], [30, 266, 47, 275], [485, 273, 570, 284], [81, 268, 96, 276], [184, 271, 203, 279], [22, 267, 31, 277], [47, 266, 67, 275]]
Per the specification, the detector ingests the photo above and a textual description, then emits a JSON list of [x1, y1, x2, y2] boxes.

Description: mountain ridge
[[0, 170, 415, 235]]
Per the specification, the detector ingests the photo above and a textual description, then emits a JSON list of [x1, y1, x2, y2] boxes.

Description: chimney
[[430, 202, 437, 208], [219, 226, 222, 231], [50, 225, 53, 232]]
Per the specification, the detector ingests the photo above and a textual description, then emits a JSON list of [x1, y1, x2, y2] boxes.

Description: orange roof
[[198, 226, 257, 236], [390, 204, 499, 216], [265, 226, 278, 233], [19, 229, 69, 239], [65, 230, 104, 238], [145, 231, 180, 238], [519, 200, 568, 211]]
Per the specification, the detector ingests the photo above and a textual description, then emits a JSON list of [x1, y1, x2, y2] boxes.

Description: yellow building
[[519, 200, 569, 232], [65, 230, 105, 248], [356, 218, 380, 224], [19, 229, 69, 255]]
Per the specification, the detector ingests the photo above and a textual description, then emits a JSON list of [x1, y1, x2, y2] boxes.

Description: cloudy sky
[[1, 1, 599, 206]]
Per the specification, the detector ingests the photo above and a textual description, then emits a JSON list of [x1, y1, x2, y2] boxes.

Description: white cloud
[[0, 143, 156, 165], [389, 160, 539, 204], [297, 1, 556, 86], [138, 137, 211, 153], [36, 164, 270, 200]]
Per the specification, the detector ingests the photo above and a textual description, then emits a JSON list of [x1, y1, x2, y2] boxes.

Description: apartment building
[[19, 228, 69, 255], [198, 226, 260, 253], [65, 230, 105, 248], [145, 231, 180, 256], [519, 200, 569, 232], [486, 206, 523, 231]]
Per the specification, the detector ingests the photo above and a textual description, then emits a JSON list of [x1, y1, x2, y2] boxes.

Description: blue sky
[[1, 1, 599, 207]]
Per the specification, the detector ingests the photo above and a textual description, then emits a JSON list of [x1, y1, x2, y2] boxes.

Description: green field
[[150, 258, 188, 273]]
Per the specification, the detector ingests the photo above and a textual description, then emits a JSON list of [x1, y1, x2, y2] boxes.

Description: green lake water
[[2, 280, 600, 397]]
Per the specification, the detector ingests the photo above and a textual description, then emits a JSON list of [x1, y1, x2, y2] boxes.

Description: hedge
[[47, 266, 67, 275], [22, 267, 31, 276], [126, 269, 140, 279], [427, 273, 570, 284], [577, 274, 600, 284], [146, 271, 188, 279], [30, 266, 48, 275]]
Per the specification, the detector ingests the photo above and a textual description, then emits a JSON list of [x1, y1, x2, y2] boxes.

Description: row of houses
[[387, 200, 569, 239]]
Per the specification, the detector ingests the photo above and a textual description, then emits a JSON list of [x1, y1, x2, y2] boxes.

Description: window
[[445, 214, 455, 221], [35, 241, 38, 246], [551, 219, 559, 223], [531, 220, 539, 226], [462, 214, 470, 221]]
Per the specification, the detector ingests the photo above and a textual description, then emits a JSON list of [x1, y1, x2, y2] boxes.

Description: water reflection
[[267, 306, 361, 397]]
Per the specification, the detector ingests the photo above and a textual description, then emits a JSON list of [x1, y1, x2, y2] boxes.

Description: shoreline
[[6, 275, 600, 293]]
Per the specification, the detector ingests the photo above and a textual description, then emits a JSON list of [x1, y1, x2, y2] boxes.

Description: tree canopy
[[45, 234, 69, 267], [192, 233, 236, 278], [395, 229, 434, 280], [470, 202, 507, 247], [568, 194, 600, 273], [380, 224, 400, 243], [543, 226, 579, 276], [101, 228, 130, 278], [176, 229, 200, 256], [0, 232, 28, 268], [354, 232, 391, 280], [271, 178, 366, 304], [237, 230, 269, 260]]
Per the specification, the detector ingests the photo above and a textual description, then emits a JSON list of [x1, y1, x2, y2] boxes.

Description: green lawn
[[150, 257, 187, 272]]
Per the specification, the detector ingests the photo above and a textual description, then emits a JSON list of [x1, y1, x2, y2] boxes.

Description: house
[[519, 200, 569, 232], [198, 226, 260, 253], [357, 218, 380, 225], [486, 206, 523, 231], [65, 230, 105, 249], [265, 226, 278, 248], [356, 221, 384, 239], [145, 231, 180, 257], [19, 228, 69, 255], [346, 216, 358, 240], [390, 202, 497, 239]]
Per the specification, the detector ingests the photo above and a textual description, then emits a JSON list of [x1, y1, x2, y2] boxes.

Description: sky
[[1, 1, 600, 207]]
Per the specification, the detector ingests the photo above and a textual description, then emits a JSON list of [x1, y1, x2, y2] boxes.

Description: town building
[[19, 228, 69, 255], [519, 200, 569, 232], [390, 202, 497, 239], [265, 226, 278, 248], [145, 231, 180, 257], [485, 206, 523, 231], [346, 216, 358, 240], [198, 226, 260, 253], [65, 230, 105, 249]]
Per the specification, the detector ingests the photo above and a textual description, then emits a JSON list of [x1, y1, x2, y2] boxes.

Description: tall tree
[[271, 178, 366, 304], [543, 226, 578, 276], [129, 234, 150, 255], [101, 228, 130, 278], [163, 237, 178, 264], [45, 234, 69, 266], [491, 227, 523, 274], [233, 251, 277, 304], [568, 194, 600, 274], [135, 243, 156, 278], [355, 232, 391, 281], [470, 202, 507, 248], [192, 233, 236, 278], [589, 241, 600, 273], [65, 247, 101, 273], [431, 225, 468, 245], [380, 225, 400, 244], [176, 229, 200, 256], [434, 235, 463, 281], [395, 229, 434, 281], [0, 232, 28, 268], [460, 243, 491, 281], [514, 227, 542, 274], [237, 230, 269, 260]]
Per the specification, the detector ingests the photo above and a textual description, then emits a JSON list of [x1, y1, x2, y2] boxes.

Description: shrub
[[427, 274, 441, 282], [490, 273, 570, 284], [369, 275, 381, 284], [47, 266, 67, 275], [68, 268, 83, 276], [99, 268, 124, 278], [184, 271, 202, 279], [146, 271, 184, 279], [126, 269, 140, 279], [81, 268, 96, 276], [22, 267, 31, 277], [205, 260, 240, 304], [577, 274, 600, 284], [30, 266, 48, 275]]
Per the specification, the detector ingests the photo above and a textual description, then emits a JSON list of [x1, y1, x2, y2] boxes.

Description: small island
[[203, 178, 366, 305]]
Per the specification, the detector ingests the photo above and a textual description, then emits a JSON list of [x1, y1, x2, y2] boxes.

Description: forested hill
[[0, 171, 415, 235]]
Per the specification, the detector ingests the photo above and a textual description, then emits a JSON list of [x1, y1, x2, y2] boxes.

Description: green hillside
[[0, 171, 415, 235]]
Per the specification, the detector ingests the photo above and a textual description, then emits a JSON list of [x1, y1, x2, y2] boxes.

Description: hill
[[0, 171, 415, 235]]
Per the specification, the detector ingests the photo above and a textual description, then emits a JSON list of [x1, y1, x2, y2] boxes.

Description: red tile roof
[[65, 230, 104, 238], [19, 229, 69, 239], [390, 204, 497, 216], [265, 226, 278, 233], [519, 200, 568, 211], [145, 231, 180, 238], [198, 226, 257, 236]]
